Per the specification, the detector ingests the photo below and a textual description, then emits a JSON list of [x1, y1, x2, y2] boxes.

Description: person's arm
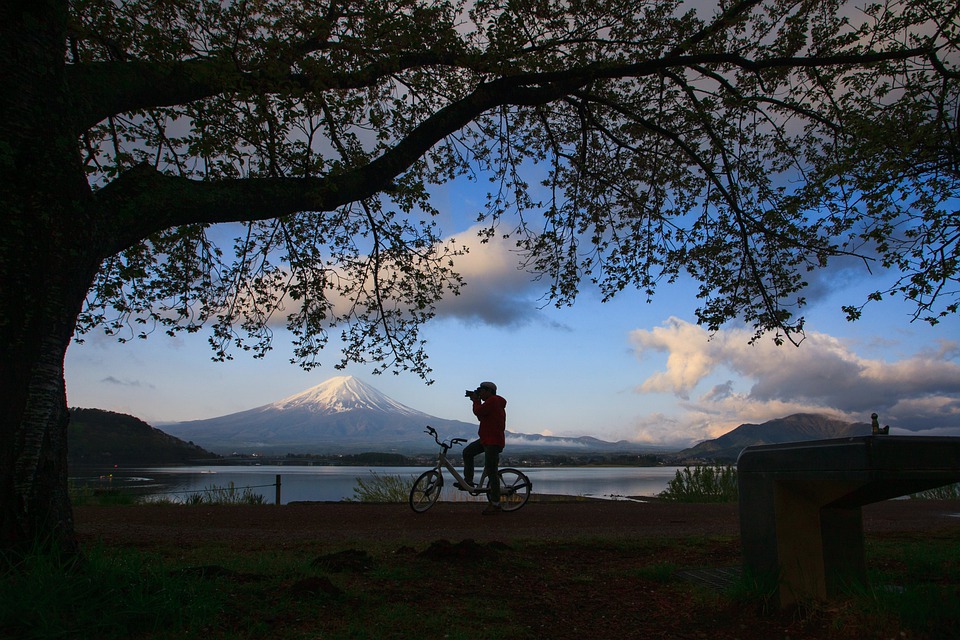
[[472, 398, 487, 418]]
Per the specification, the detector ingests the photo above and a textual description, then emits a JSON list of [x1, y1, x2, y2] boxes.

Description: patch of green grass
[[337, 602, 484, 640], [727, 566, 781, 614], [725, 535, 960, 632], [140, 481, 268, 505], [68, 482, 140, 506], [8, 529, 957, 639], [911, 482, 960, 500], [854, 536, 960, 636], [0, 544, 223, 639], [71, 480, 268, 506], [192, 481, 268, 505], [856, 582, 960, 637]]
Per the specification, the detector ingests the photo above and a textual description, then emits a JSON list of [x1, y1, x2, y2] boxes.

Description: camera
[[464, 387, 482, 399]]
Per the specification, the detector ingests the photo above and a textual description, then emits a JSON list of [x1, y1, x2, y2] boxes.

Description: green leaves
[[62, 0, 958, 377]]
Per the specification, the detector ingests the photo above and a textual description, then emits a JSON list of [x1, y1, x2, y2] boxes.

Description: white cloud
[[628, 318, 960, 443], [629, 412, 712, 449], [100, 376, 154, 389], [431, 226, 549, 326], [629, 318, 720, 398], [264, 224, 548, 329]]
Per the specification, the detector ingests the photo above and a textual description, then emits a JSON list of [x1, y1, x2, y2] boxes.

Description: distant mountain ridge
[[674, 413, 872, 462], [158, 376, 637, 455], [72, 388, 879, 464], [68, 408, 218, 465]]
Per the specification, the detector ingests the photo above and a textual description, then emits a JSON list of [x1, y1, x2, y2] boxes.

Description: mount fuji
[[158, 376, 632, 455]]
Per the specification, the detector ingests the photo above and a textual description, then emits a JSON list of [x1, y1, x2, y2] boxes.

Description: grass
[[70, 480, 267, 506], [911, 482, 960, 500], [855, 535, 960, 636], [182, 481, 267, 505], [68, 482, 140, 506], [4, 526, 957, 639], [0, 543, 221, 639]]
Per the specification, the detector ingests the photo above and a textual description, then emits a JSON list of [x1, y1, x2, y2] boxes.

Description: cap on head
[[479, 381, 497, 393]]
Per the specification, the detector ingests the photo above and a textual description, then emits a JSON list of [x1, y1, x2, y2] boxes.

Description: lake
[[70, 465, 686, 504]]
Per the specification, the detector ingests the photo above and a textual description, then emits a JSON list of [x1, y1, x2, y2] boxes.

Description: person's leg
[[482, 445, 502, 503], [461, 439, 483, 485]]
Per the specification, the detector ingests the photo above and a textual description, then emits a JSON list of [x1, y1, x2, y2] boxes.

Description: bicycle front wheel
[[409, 469, 443, 513], [497, 468, 532, 512]]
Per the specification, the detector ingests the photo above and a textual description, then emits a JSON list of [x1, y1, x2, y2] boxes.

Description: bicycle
[[408, 426, 532, 513]]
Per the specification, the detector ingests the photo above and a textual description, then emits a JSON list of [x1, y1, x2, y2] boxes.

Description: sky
[[56, 1, 960, 451], [64, 173, 960, 451]]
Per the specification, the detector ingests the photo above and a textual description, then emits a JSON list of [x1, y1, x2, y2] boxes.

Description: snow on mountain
[[158, 375, 634, 455], [159, 375, 470, 453], [267, 375, 425, 416]]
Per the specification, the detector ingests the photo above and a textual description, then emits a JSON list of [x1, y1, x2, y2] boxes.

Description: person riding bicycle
[[461, 381, 507, 515]]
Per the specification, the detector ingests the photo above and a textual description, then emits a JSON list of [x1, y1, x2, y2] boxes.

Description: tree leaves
[[63, 0, 959, 377]]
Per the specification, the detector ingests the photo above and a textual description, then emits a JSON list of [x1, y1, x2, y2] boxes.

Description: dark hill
[[674, 413, 872, 463], [69, 408, 219, 465]]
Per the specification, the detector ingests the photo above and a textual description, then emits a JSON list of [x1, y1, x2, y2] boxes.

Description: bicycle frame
[[409, 426, 532, 513], [432, 442, 491, 496]]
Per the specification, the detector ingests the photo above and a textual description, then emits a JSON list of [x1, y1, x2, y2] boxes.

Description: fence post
[[275, 474, 281, 505]]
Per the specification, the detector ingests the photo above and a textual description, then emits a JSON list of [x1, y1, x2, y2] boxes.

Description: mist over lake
[[71, 465, 686, 504]]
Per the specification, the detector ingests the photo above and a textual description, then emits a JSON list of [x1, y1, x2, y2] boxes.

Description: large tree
[[1, 0, 956, 551]]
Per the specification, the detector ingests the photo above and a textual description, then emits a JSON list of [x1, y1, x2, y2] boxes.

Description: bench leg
[[741, 476, 867, 608]]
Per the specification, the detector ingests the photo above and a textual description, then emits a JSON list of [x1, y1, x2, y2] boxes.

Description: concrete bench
[[737, 435, 960, 607]]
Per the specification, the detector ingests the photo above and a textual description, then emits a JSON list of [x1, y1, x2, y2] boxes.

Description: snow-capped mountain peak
[[158, 375, 633, 455], [268, 375, 424, 416]]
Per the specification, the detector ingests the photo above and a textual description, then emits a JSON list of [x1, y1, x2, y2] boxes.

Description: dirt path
[[75, 498, 960, 549]]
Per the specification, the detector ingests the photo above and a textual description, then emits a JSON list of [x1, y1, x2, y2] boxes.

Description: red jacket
[[472, 395, 507, 447]]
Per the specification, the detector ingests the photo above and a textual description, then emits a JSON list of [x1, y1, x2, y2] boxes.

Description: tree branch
[[67, 50, 474, 132], [91, 37, 936, 262]]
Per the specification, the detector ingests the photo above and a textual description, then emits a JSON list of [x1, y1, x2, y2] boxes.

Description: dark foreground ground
[[75, 497, 960, 548], [73, 499, 960, 640]]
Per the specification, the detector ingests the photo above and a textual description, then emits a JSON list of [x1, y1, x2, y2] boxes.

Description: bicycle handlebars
[[424, 426, 467, 449]]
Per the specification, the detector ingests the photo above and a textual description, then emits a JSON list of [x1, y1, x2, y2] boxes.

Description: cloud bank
[[432, 226, 548, 327], [628, 318, 960, 445]]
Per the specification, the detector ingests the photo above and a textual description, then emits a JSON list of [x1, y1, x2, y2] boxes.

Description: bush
[[658, 465, 738, 503], [349, 472, 413, 502]]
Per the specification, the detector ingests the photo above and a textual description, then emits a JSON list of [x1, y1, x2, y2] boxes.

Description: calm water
[[71, 465, 684, 504]]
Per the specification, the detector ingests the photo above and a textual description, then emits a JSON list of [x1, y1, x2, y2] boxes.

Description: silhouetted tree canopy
[[1, 0, 956, 551]]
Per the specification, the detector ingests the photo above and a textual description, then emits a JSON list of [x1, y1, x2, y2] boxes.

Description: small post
[[275, 474, 282, 505]]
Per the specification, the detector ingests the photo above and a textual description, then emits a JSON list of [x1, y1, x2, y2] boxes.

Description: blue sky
[[64, 185, 960, 449]]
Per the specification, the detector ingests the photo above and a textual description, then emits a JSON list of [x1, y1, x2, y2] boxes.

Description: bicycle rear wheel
[[497, 468, 532, 512], [409, 469, 443, 512]]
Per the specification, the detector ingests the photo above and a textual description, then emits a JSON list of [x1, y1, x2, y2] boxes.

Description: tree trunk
[[0, 0, 101, 553], [0, 185, 103, 551], [0, 325, 76, 553], [0, 250, 98, 553]]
